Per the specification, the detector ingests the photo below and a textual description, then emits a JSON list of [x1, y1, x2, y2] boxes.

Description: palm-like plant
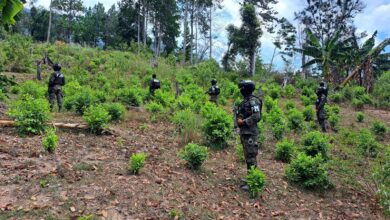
[[295, 28, 348, 83]]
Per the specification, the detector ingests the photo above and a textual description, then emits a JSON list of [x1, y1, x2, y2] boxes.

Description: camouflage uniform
[[149, 75, 160, 95], [316, 84, 328, 132], [206, 84, 220, 104], [237, 95, 262, 170], [48, 70, 65, 112]]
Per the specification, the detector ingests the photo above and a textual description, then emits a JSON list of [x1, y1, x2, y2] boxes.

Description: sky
[[35, 0, 390, 70]]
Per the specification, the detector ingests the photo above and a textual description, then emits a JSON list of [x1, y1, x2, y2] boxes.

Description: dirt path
[[0, 109, 385, 219]]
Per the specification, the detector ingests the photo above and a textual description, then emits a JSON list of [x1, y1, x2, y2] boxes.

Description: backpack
[[214, 86, 220, 95], [152, 79, 161, 89]]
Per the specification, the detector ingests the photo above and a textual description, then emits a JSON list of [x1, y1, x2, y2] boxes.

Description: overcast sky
[[35, 0, 390, 70]]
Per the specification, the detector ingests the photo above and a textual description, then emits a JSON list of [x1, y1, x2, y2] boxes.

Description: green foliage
[[300, 131, 330, 160], [178, 143, 209, 170], [303, 106, 315, 121], [285, 153, 331, 189], [2, 35, 32, 72], [39, 179, 48, 188], [371, 121, 389, 138], [128, 152, 147, 174], [8, 96, 51, 135], [172, 109, 202, 144], [284, 100, 296, 111], [352, 98, 364, 110], [152, 90, 175, 108], [356, 129, 382, 157], [168, 209, 184, 220], [373, 71, 390, 107], [373, 146, 390, 216], [269, 85, 282, 100], [300, 95, 313, 106], [264, 95, 278, 112], [83, 105, 111, 134], [287, 109, 304, 131], [356, 112, 365, 122], [235, 139, 245, 163], [42, 128, 58, 153], [272, 123, 286, 140], [275, 138, 296, 163], [302, 86, 313, 97], [246, 166, 266, 198], [266, 106, 286, 140], [69, 87, 99, 114], [19, 80, 46, 99], [0, 89, 6, 101], [117, 87, 145, 107], [103, 103, 126, 121], [202, 107, 233, 149], [283, 84, 296, 98], [330, 92, 343, 103]]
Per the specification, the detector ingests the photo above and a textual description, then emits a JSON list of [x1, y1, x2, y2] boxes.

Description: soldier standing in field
[[235, 80, 262, 190], [315, 82, 328, 132], [149, 74, 161, 95], [206, 79, 220, 104], [48, 64, 65, 112]]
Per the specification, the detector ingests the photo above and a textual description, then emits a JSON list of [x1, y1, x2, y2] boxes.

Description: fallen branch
[[0, 119, 87, 129]]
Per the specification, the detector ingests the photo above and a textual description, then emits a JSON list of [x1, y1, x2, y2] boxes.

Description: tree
[[0, 0, 24, 26], [118, 0, 139, 45], [52, 0, 84, 43]]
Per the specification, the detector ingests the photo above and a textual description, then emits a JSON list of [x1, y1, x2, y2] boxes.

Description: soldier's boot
[[319, 120, 327, 132]]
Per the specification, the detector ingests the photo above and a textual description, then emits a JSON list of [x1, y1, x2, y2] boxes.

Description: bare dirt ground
[[0, 103, 388, 220]]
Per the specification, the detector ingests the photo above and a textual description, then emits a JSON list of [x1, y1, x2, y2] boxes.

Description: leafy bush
[[128, 152, 147, 174], [303, 106, 314, 121], [272, 123, 286, 140], [328, 113, 340, 131], [264, 96, 278, 112], [8, 96, 51, 135], [300, 131, 330, 160], [0, 89, 6, 101], [269, 85, 281, 99], [373, 71, 390, 108], [285, 153, 331, 189], [172, 109, 203, 144], [356, 112, 365, 122], [285, 100, 296, 111], [246, 166, 266, 198], [202, 107, 233, 149], [373, 146, 390, 216], [83, 105, 111, 134], [356, 129, 382, 157], [19, 80, 46, 99], [300, 95, 313, 106], [266, 106, 286, 140], [104, 103, 126, 121], [287, 109, 304, 131], [2, 34, 32, 72], [42, 128, 58, 153], [179, 143, 209, 170], [330, 92, 343, 103], [71, 87, 99, 114], [275, 138, 296, 163], [235, 139, 245, 163], [152, 90, 175, 108], [301, 87, 312, 97], [371, 121, 389, 138], [352, 98, 364, 110], [283, 84, 296, 98], [117, 87, 144, 107]]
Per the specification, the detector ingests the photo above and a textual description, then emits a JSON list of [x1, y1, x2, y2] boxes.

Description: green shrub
[[285, 100, 296, 111], [0, 89, 6, 101], [8, 96, 51, 135], [356, 129, 381, 157], [328, 114, 340, 131], [330, 92, 343, 103], [235, 138, 245, 163], [117, 87, 144, 106], [42, 128, 58, 153], [83, 105, 111, 134], [104, 103, 126, 121], [179, 143, 209, 170], [128, 152, 147, 174], [266, 106, 286, 140], [172, 109, 203, 144], [300, 131, 330, 159], [63, 81, 82, 96], [10, 85, 20, 94], [264, 96, 278, 112], [373, 146, 390, 216], [342, 86, 353, 100], [285, 153, 331, 189], [300, 95, 313, 106], [371, 121, 389, 138], [152, 90, 175, 108], [19, 80, 46, 99], [72, 88, 99, 114], [269, 85, 281, 99], [202, 107, 233, 149], [373, 71, 390, 107], [275, 138, 296, 163], [283, 84, 296, 98], [303, 106, 314, 121], [352, 98, 364, 110], [272, 123, 285, 140], [356, 112, 365, 122], [301, 86, 312, 97], [287, 109, 304, 131], [246, 166, 266, 198]]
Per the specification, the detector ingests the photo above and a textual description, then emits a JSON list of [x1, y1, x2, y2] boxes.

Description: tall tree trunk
[[68, 0, 73, 43], [209, 5, 212, 59], [268, 46, 277, 73], [195, 7, 198, 64], [143, 2, 147, 45], [190, 1, 194, 65], [47, 0, 53, 43], [301, 54, 307, 79], [137, 3, 141, 53], [182, 1, 188, 65], [249, 50, 256, 76]]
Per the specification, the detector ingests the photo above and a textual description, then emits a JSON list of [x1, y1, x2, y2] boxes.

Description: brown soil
[[1, 104, 388, 220]]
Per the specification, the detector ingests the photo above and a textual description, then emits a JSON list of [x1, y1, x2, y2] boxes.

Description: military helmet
[[211, 79, 217, 85], [239, 80, 255, 96], [152, 74, 156, 78], [320, 81, 325, 87], [53, 63, 61, 71]]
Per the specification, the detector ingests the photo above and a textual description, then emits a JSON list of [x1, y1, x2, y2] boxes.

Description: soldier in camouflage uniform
[[235, 80, 262, 189], [315, 82, 328, 132], [206, 79, 220, 104], [149, 74, 161, 95], [48, 64, 65, 112]]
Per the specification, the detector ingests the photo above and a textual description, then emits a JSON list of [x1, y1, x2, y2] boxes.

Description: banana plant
[[0, 0, 24, 26]]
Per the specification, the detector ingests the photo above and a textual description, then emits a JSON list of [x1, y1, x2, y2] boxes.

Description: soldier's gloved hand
[[237, 118, 245, 126]]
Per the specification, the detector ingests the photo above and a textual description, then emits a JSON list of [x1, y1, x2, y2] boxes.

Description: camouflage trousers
[[240, 134, 259, 170], [316, 108, 326, 132], [49, 88, 63, 112]]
